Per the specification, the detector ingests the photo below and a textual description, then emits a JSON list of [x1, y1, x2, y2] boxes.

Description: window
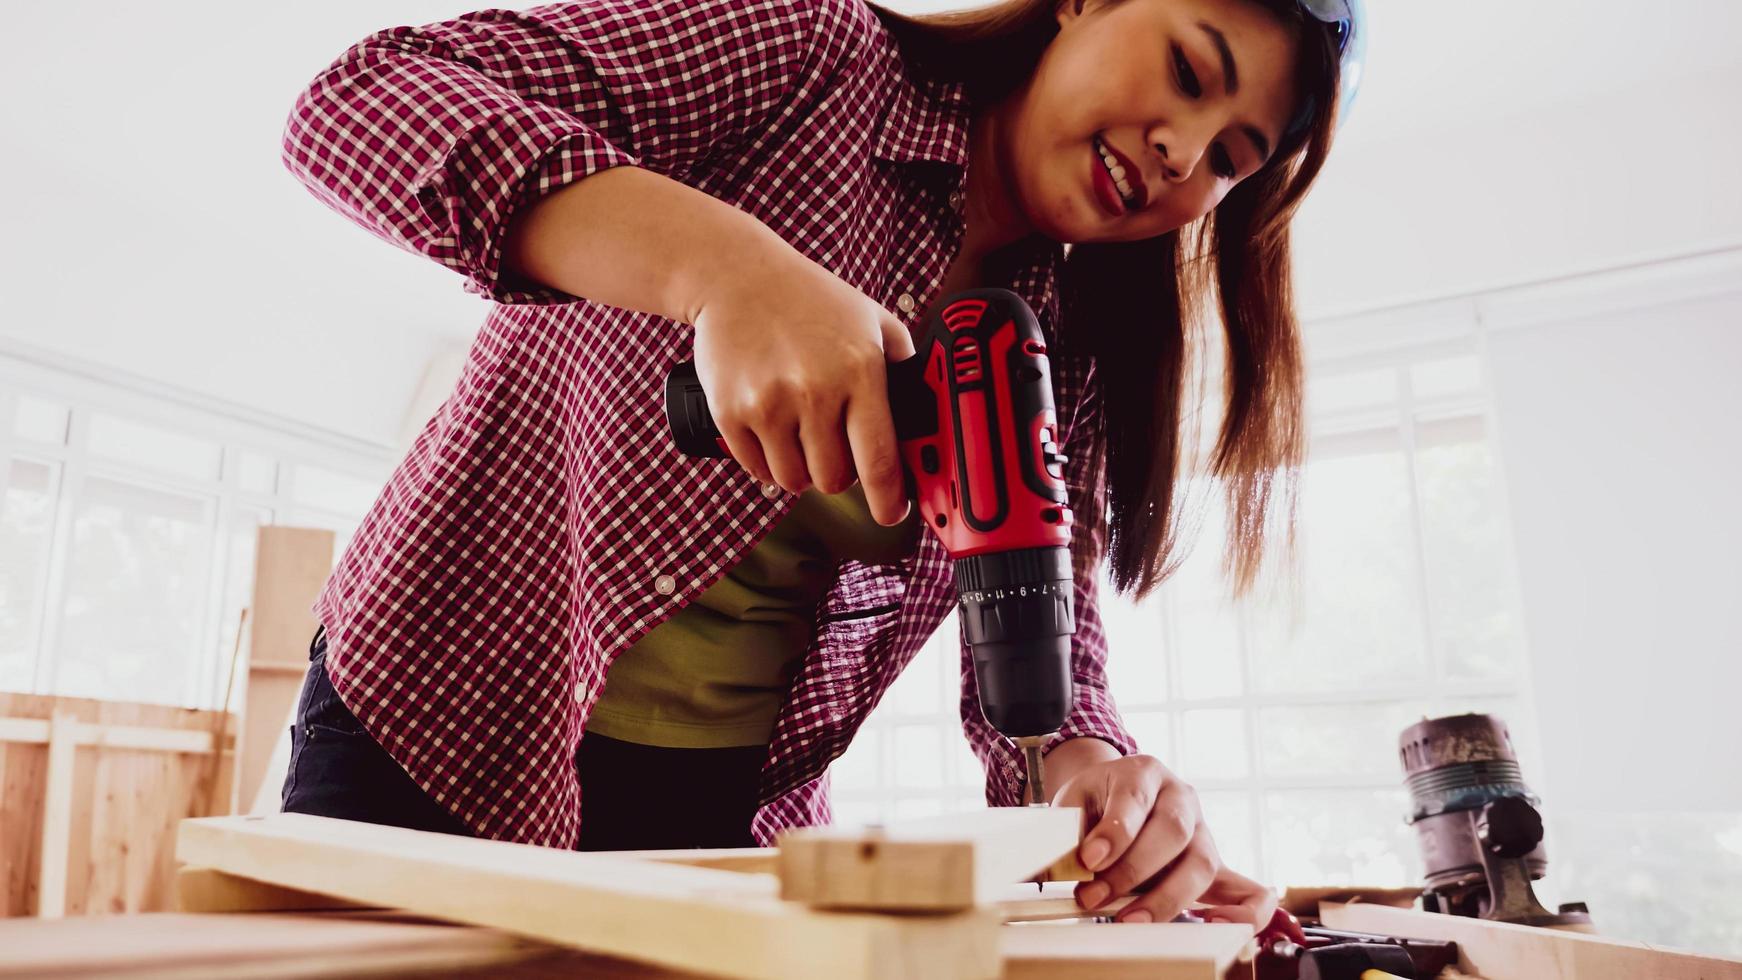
[[831, 345, 1539, 893], [0, 372, 389, 709]]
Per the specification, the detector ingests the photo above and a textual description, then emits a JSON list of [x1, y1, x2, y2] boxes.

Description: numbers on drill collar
[[958, 582, 1069, 605]]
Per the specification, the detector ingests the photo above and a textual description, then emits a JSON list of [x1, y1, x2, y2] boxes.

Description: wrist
[[1040, 735, 1122, 789]]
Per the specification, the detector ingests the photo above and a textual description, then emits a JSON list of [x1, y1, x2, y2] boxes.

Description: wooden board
[[1000, 922, 1255, 980], [177, 813, 1002, 980], [0, 694, 234, 917], [777, 806, 1085, 911], [1321, 900, 1742, 980], [0, 911, 589, 979], [237, 526, 333, 813]]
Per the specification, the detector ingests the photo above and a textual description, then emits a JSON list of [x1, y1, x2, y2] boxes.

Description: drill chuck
[[956, 546, 1075, 737]]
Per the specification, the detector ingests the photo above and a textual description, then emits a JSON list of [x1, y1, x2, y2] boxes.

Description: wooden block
[[175, 867, 370, 913], [177, 814, 1001, 980], [777, 806, 1084, 911], [1000, 922, 1256, 980], [1321, 900, 1742, 980]]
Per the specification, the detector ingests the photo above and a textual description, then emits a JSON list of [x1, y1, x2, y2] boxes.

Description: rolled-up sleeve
[[961, 356, 1139, 806], [281, 0, 843, 304]]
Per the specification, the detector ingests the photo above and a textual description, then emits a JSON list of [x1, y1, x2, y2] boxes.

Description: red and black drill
[[665, 289, 1075, 803]]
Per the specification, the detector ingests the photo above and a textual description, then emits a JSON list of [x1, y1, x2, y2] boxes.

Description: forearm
[[500, 166, 796, 324]]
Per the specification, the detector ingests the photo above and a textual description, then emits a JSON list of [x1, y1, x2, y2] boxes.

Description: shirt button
[[761, 483, 783, 499], [896, 293, 916, 314], [947, 190, 964, 209], [653, 574, 677, 596]]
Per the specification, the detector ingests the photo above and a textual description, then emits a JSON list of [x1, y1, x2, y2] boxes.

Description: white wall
[[1482, 260, 1742, 814]]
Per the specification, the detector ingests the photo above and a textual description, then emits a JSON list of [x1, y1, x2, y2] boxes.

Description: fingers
[[1074, 757, 1198, 913], [1114, 820, 1219, 924], [716, 421, 773, 486], [845, 372, 910, 526], [880, 314, 917, 362], [1195, 865, 1277, 929], [799, 403, 853, 495]]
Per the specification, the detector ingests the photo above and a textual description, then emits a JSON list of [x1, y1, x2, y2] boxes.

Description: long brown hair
[[874, 0, 1342, 598]]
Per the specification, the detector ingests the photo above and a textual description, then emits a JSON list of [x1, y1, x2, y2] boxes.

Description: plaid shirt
[[284, 0, 1136, 847]]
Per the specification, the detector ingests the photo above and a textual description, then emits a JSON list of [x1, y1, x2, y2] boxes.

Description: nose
[[1146, 121, 1212, 184]]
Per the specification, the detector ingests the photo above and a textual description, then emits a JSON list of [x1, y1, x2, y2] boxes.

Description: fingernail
[[1120, 909, 1154, 924], [1078, 882, 1110, 909], [1081, 837, 1111, 871]]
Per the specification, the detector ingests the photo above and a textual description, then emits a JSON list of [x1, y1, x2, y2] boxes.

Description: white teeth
[[1093, 136, 1138, 209]]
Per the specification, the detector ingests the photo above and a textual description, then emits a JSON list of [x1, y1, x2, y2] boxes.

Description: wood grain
[[177, 813, 1003, 980], [1321, 900, 1742, 980], [776, 806, 1083, 911]]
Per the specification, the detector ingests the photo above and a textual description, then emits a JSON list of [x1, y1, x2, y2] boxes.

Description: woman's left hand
[[1052, 753, 1276, 926]]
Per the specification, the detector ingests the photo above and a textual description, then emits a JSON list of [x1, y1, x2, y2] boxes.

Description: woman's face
[[1005, 0, 1303, 244]]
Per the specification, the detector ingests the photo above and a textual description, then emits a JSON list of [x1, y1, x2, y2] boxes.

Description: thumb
[[880, 313, 917, 362]]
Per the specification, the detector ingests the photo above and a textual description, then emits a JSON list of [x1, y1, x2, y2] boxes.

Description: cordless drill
[[664, 289, 1075, 805]]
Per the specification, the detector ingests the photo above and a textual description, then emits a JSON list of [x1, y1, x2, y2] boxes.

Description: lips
[[1099, 136, 1149, 211]]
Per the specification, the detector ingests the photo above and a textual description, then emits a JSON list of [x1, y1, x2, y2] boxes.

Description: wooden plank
[[611, 847, 780, 875], [238, 526, 333, 812], [0, 716, 221, 753], [0, 911, 555, 979], [34, 710, 76, 918], [1321, 900, 1742, 980], [177, 814, 1001, 980], [1000, 922, 1255, 980], [175, 867, 371, 913], [777, 806, 1084, 911]]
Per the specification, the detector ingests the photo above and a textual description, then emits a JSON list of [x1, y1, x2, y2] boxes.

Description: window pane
[[1, 458, 58, 690], [1414, 435, 1526, 682], [1251, 447, 1428, 694], [831, 727, 886, 795], [290, 464, 380, 516], [236, 451, 278, 495], [14, 395, 70, 445], [1309, 368, 1398, 417], [892, 725, 946, 789], [1258, 702, 1428, 779], [1263, 789, 1419, 887], [1102, 586, 1167, 702], [1409, 356, 1482, 400], [1174, 593, 1243, 699], [1198, 790, 1258, 877], [886, 627, 946, 715], [1123, 710, 1172, 763], [54, 476, 213, 705], [87, 413, 222, 482], [1181, 708, 1249, 780]]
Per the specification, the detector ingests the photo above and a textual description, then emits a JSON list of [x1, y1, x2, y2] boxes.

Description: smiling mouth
[[1093, 134, 1146, 212]]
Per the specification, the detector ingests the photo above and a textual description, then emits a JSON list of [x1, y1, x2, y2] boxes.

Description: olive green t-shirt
[[587, 484, 920, 748]]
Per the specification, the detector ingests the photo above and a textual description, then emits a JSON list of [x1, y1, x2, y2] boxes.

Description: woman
[[278, 0, 1357, 927]]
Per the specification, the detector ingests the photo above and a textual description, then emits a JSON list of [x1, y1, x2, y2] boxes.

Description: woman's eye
[[1171, 45, 1202, 98], [1210, 143, 1237, 179]]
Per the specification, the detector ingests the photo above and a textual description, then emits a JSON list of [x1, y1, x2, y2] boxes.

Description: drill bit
[[1016, 735, 1048, 807]]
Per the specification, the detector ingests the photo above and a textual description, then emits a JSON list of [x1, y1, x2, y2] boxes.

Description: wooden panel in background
[[237, 525, 333, 813], [0, 694, 233, 917]]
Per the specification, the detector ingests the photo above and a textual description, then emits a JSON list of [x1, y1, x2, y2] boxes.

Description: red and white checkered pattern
[[283, 0, 1136, 847]]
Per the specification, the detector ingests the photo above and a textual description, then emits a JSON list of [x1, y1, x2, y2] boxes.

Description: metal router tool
[[1398, 713, 1593, 930]]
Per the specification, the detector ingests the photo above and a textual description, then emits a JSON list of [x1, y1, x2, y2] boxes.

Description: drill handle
[[664, 356, 937, 460]]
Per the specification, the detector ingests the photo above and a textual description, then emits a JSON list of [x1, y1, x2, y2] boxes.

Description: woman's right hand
[[690, 250, 915, 527]]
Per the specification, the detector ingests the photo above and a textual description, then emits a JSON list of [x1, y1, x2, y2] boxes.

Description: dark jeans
[[281, 629, 765, 849]]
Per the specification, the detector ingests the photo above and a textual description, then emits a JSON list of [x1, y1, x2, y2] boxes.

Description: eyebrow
[[1197, 21, 1274, 162], [1197, 22, 1239, 95]]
